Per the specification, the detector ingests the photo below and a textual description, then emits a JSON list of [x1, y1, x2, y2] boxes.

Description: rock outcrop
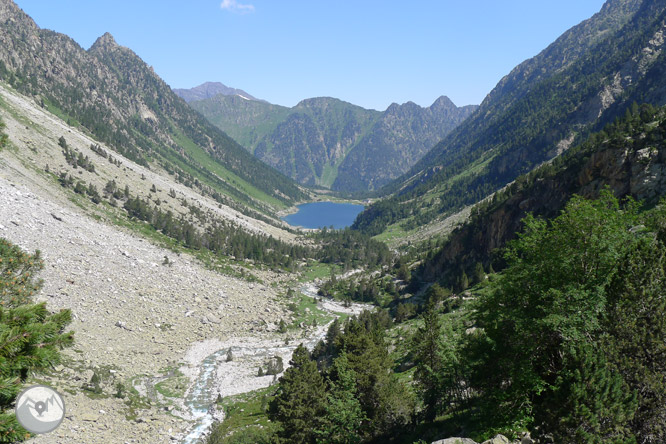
[[432, 434, 527, 444]]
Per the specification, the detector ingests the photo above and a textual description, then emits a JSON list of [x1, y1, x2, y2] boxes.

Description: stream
[[179, 282, 368, 443]]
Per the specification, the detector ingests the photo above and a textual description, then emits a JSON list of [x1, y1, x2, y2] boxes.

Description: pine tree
[[533, 344, 637, 443], [467, 191, 641, 436], [412, 306, 444, 420], [604, 235, 666, 442], [269, 344, 326, 444], [315, 354, 366, 444], [473, 262, 485, 284], [336, 315, 413, 438], [0, 238, 74, 442], [459, 270, 469, 291]]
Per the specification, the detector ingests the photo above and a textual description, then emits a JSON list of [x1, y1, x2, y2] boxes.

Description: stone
[[115, 320, 131, 331], [521, 434, 534, 444], [481, 435, 510, 444], [207, 314, 221, 324], [432, 439, 477, 444], [80, 413, 100, 422]]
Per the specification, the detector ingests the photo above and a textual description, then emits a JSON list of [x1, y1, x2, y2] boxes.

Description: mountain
[[333, 96, 478, 191], [173, 81, 262, 103], [417, 102, 666, 289], [189, 93, 477, 191], [0, 1, 306, 215], [353, 0, 665, 235]]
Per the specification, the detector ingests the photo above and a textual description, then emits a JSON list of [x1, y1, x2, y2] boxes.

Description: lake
[[282, 201, 364, 229]]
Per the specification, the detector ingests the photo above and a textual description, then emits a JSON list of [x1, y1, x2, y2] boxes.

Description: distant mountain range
[[353, 0, 666, 235], [179, 88, 477, 192], [173, 81, 262, 103]]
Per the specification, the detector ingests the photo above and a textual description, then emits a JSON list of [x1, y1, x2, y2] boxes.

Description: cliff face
[[421, 105, 666, 284]]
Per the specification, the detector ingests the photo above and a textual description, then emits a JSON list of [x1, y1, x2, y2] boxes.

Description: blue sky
[[15, 0, 606, 110]]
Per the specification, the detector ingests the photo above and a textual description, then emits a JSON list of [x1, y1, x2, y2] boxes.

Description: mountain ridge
[[353, 0, 664, 235], [174, 81, 262, 103], [0, 0, 306, 215], [189, 91, 477, 191]]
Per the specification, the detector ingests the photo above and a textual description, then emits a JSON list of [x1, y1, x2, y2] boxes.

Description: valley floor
[[0, 84, 313, 443], [0, 153, 297, 443]]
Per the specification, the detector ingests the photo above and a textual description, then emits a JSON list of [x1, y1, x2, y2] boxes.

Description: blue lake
[[282, 201, 364, 229]]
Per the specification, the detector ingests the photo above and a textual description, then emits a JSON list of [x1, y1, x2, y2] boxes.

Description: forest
[[209, 190, 666, 444]]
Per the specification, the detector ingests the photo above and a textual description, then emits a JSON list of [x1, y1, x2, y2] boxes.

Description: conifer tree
[[269, 344, 326, 444], [468, 191, 641, 436], [458, 270, 469, 291], [473, 262, 485, 284], [0, 238, 74, 442], [412, 305, 444, 420], [315, 353, 366, 444], [533, 344, 637, 443], [604, 235, 666, 442]]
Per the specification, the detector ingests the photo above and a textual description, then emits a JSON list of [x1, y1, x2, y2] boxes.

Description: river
[[179, 283, 368, 443]]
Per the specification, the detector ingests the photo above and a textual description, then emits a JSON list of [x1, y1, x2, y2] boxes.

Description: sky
[[14, 0, 607, 111]]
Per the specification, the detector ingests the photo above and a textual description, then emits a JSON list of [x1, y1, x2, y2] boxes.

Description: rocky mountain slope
[[173, 81, 261, 103], [418, 103, 666, 288], [0, 0, 306, 214], [354, 0, 666, 235], [188, 93, 476, 191], [0, 75, 299, 442]]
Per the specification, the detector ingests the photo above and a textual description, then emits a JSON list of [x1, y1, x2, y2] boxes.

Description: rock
[[520, 434, 534, 444], [82, 369, 95, 381], [81, 413, 100, 422], [432, 439, 477, 444], [482, 435, 510, 444], [115, 320, 131, 331], [206, 314, 221, 324]]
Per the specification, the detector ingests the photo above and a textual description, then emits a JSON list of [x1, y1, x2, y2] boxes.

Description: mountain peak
[[89, 32, 119, 53], [173, 82, 261, 103], [430, 95, 456, 110]]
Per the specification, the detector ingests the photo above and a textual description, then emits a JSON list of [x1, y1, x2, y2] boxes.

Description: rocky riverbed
[[175, 293, 367, 443]]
